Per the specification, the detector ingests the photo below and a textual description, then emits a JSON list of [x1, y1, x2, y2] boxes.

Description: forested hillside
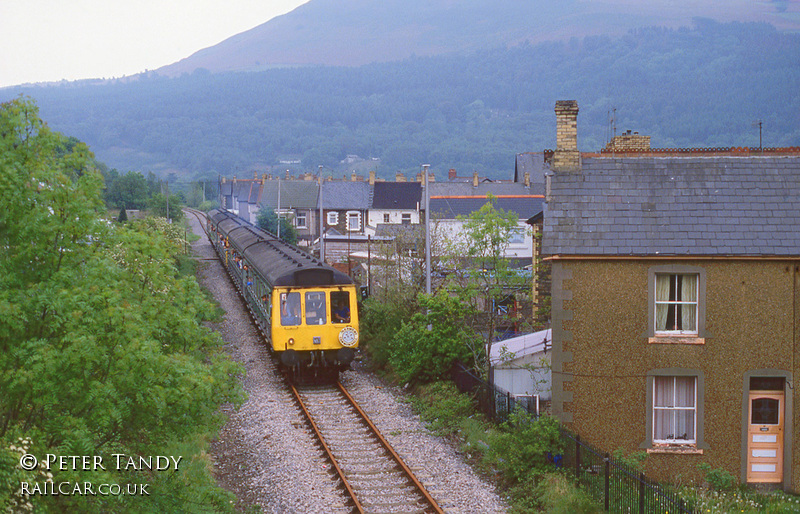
[[3, 20, 799, 180]]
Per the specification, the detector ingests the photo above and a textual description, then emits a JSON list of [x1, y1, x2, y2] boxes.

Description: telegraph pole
[[423, 164, 431, 296], [277, 177, 281, 239], [318, 166, 325, 263]]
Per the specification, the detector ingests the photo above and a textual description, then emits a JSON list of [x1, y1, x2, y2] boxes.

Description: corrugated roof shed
[[543, 156, 800, 256]]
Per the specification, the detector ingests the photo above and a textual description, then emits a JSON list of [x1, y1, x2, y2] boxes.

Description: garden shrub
[[488, 411, 564, 484], [412, 381, 477, 436], [388, 291, 479, 383], [358, 297, 413, 370], [533, 473, 601, 514], [697, 462, 737, 491]]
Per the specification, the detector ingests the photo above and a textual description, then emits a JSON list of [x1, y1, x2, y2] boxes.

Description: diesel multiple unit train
[[207, 209, 359, 380]]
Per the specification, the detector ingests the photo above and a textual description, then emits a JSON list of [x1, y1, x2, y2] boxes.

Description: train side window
[[331, 292, 351, 324], [305, 292, 327, 325], [280, 292, 301, 326]]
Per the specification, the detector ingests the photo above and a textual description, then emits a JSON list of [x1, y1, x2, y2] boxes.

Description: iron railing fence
[[450, 363, 694, 513]]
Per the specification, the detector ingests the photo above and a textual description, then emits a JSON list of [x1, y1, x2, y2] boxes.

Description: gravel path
[[187, 214, 508, 513]]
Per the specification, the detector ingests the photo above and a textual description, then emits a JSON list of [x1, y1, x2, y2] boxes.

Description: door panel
[[746, 391, 784, 483]]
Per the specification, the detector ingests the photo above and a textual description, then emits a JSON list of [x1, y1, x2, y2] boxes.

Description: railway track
[[186, 208, 444, 513], [291, 382, 444, 514], [184, 207, 209, 236]]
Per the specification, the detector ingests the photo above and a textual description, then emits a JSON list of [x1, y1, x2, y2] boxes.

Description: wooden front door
[[746, 390, 784, 483]]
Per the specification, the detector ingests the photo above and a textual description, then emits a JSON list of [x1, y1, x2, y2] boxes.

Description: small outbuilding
[[489, 329, 552, 412]]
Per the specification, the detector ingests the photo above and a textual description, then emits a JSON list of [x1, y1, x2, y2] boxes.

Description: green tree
[[106, 170, 149, 210], [443, 194, 531, 377], [388, 291, 480, 384], [256, 208, 298, 245], [147, 191, 185, 222], [0, 98, 241, 512]]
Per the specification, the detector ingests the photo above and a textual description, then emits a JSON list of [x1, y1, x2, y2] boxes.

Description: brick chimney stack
[[553, 100, 580, 172], [369, 170, 376, 185], [449, 169, 457, 180], [396, 172, 406, 182], [472, 171, 479, 187]]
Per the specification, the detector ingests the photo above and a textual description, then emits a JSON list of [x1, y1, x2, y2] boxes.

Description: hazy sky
[[0, 0, 308, 88]]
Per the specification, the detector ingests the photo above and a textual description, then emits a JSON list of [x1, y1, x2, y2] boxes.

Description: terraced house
[[542, 100, 800, 490]]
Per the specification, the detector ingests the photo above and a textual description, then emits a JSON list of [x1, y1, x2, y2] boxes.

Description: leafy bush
[[198, 199, 220, 212], [411, 381, 478, 436], [488, 412, 564, 484], [255, 208, 297, 244], [388, 291, 479, 383], [358, 297, 413, 370], [697, 462, 737, 491], [612, 448, 648, 472], [533, 473, 601, 514]]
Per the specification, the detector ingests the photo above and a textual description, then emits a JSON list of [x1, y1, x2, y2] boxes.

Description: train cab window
[[280, 292, 301, 326], [305, 292, 327, 325], [331, 292, 351, 324]]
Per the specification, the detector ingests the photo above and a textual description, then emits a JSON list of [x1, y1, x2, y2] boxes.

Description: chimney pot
[[553, 100, 581, 172], [449, 168, 457, 180]]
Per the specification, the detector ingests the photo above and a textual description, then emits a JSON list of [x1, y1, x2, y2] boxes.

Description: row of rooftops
[[218, 100, 800, 257], [543, 100, 800, 258], [220, 160, 546, 219]]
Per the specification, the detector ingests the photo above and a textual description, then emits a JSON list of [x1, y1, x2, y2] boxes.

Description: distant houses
[[216, 99, 800, 493]]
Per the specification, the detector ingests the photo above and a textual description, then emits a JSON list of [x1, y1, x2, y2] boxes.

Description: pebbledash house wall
[[550, 258, 800, 490]]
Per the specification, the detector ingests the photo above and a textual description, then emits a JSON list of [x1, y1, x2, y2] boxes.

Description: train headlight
[[338, 327, 358, 347], [288, 338, 295, 346]]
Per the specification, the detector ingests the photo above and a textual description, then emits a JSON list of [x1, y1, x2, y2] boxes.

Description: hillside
[[2, 20, 798, 181], [156, 0, 800, 76]]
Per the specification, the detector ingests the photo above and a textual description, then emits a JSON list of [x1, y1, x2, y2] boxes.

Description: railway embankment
[[186, 213, 508, 512]]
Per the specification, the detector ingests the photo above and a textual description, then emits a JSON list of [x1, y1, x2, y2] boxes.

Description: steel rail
[[336, 381, 445, 514], [184, 208, 210, 238], [289, 383, 365, 514]]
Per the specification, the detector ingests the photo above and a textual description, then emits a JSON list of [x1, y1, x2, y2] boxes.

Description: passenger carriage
[[207, 209, 359, 380]]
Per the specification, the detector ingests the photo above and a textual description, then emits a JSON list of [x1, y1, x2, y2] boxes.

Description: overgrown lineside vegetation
[[0, 98, 242, 512]]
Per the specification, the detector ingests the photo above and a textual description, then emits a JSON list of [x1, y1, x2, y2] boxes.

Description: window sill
[[647, 445, 703, 455], [648, 336, 704, 345]]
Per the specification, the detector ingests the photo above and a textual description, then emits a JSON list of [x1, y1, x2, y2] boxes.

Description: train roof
[[208, 209, 353, 287]]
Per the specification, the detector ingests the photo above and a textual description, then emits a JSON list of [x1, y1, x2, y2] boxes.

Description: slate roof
[[371, 182, 421, 209], [430, 195, 544, 219], [542, 156, 800, 257], [320, 181, 371, 210], [515, 152, 546, 184], [260, 180, 319, 210], [429, 181, 543, 197]]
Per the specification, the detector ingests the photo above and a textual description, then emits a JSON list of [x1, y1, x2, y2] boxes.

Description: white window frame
[[295, 211, 307, 229], [508, 227, 526, 246], [327, 212, 338, 225], [654, 273, 699, 335], [401, 212, 412, 224], [383, 213, 391, 223], [346, 211, 361, 231], [653, 376, 697, 444]]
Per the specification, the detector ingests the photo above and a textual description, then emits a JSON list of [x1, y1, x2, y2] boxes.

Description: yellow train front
[[207, 209, 359, 381]]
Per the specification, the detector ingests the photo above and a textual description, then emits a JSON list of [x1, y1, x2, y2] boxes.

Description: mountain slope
[[156, 0, 800, 76]]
